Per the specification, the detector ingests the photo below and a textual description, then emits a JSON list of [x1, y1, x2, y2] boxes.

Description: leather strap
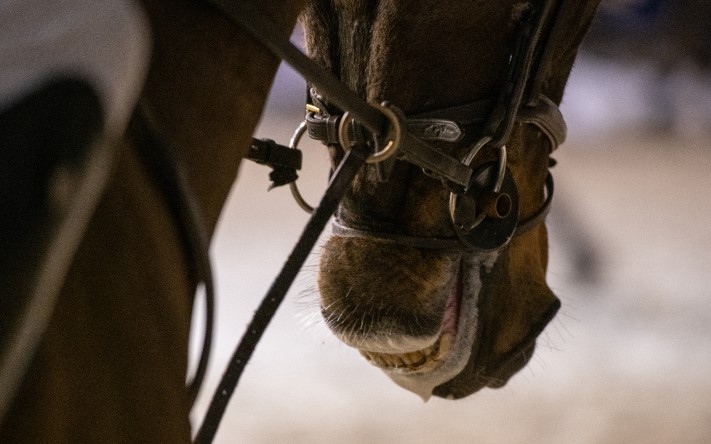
[[203, 0, 387, 135], [130, 104, 215, 407], [195, 142, 371, 444], [306, 94, 566, 151], [516, 95, 567, 149], [486, 0, 559, 147], [331, 173, 554, 252], [307, 112, 464, 145]]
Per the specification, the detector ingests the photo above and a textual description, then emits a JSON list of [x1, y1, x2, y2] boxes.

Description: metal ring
[[461, 135, 493, 166], [288, 121, 315, 214], [336, 103, 402, 164], [493, 144, 507, 193], [448, 136, 508, 231], [366, 103, 402, 164], [337, 111, 355, 154]]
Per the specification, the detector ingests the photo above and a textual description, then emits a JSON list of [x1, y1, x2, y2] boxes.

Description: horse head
[[302, 0, 600, 400]]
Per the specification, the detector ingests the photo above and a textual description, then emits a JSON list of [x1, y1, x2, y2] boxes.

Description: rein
[[193, 0, 567, 442]]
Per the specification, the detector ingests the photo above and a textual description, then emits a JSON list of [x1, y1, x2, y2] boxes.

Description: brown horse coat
[[0, 0, 303, 441]]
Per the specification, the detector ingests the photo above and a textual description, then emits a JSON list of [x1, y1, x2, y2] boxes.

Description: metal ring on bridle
[[448, 136, 508, 230], [288, 121, 315, 214], [337, 102, 402, 164]]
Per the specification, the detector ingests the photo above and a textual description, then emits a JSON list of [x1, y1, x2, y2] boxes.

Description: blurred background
[[191, 1, 711, 442]]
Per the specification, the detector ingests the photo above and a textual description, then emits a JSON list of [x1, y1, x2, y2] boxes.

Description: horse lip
[[379, 255, 495, 400], [434, 296, 561, 397], [485, 299, 560, 388], [354, 259, 462, 373], [485, 341, 536, 389]]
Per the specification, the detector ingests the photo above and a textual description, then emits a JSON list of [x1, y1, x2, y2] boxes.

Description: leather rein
[[191, 0, 568, 442]]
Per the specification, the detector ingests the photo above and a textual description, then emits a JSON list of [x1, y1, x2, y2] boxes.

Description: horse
[[0, 0, 305, 441], [301, 0, 600, 400], [0, 0, 600, 441]]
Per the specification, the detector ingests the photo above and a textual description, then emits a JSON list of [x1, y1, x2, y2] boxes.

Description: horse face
[[304, 0, 600, 400]]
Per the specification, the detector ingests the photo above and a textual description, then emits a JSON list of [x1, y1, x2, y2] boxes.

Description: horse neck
[[137, 0, 305, 232]]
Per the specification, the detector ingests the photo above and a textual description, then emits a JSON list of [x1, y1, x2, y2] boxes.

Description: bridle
[[304, 90, 563, 252], [187, 0, 569, 442], [0, 0, 570, 436], [293, 0, 568, 252]]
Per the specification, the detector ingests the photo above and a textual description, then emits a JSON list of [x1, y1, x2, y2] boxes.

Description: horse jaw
[[383, 253, 498, 401]]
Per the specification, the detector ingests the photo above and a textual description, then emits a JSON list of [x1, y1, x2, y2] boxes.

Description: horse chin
[[358, 253, 499, 401]]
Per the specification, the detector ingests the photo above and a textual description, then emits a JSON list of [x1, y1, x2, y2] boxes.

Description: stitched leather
[[517, 95, 566, 149], [306, 93, 565, 151], [306, 113, 464, 144]]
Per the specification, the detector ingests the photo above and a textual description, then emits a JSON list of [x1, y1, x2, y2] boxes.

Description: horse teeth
[[422, 343, 434, 357], [438, 334, 454, 356], [382, 354, 395, 366], [358, 333, 455, 371], [403, 351, 423, 365]]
